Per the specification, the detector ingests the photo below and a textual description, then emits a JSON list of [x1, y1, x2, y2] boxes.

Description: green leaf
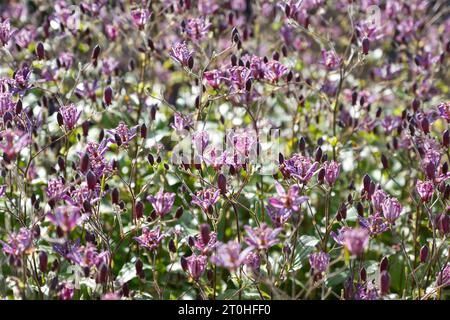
[[291, 235, 320, 272]]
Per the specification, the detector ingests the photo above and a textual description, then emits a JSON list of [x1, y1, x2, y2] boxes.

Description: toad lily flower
[[268, 181, 309, 214], [244, 223, 282, 250], [191, 188, 220, 213], [134, 226, 165, 251], [147, 189, 175, 217], [47, 206, 82, 234], [343, 228, 369, 256], [210, 241, 251, 271], [381, 197, 402, 225]]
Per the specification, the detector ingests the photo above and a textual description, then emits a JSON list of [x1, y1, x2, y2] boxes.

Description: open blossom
[[358, 213, 389, 236], [371, 189, 387, 212], [171, 112, 193, 133], [107, 121, 137, 147], [343, 228, 369, 256], [185, 18, 210, 40], [130, 8, 150, 30], [192, 130, 210, 153], [381, 197, 402, 224], [416, 180, 434, 202], [169, 41, 193, 67], [436, 264, 450, 288], [203, 69, 223, 88], [60, 104, 81, 130], [0, 228, 33, 257], [227, 66, 253, 90], [437, 102, 449, 121], [193, 231, 218, 255], [191, 188, 220, 212], [210, 241, 250, 271], [46, 177, 65, 201], [84, 140, 112, 178], [268, 182, 308, 214], [183, 254, 207, 280], [47, 206, 81, 233], [134, 226, 164, 251], [147, 189, 175, 217], [281, 154, 319, 183], [331, 226, 351, 245], [0, 19, 12, 46], [309, 251, 330, 274], [244, 223, 282, 250], [322, 161, 341, 186], [264, 60, 289, 82], [58, 52, 74, 70], [59, 282, 74, 300], [0, 129, 31, 160], [321, 49, 342, 70]]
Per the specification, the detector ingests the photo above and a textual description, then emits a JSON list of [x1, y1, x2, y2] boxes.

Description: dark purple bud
[[82, 200, 92, 213], [135, 258, 143, 275], [360, 267, 367, 282], [81, 121, 90, 137], [218, 173, 226, 195], [352, 91, 358, 106], [272, 51, 280, 61], [279, 152, 284, 164], [299, 137, 306, 152], [147, 154, 155, 165], [317, 168, 325, 184], [412, 98, 420, 111], [419, 244, 429, 263], [188, 236, 195, 247], [103, 86, 112, 106], [188, 56, 194, 69], [112, 188, 119, 205], [135, 201, 144, 219], [91, 44, 101, 61], [36, 42, 45, 60], [15, 100, 22, 114], [80, 153, 89, 174], [356, 202, 364, 217], [381, 154, 388, 170], [97, 263, 108, 284], [168, 239, 176, 253], [362, 38, 370, 55], [443, 130, 449, 147], [200, 224, 210, 245], [175, 207, 184, 219], [287, 70, 293, 82], [114, 133, 122, 146], [39, 251, 48, 273], [58, 156, 65, 171], [421, 117, 430, 134], [437, 214, 449, 235], [363, 174, 371, 192], [140, 123, 147, 139], [86, 171, 96, 190], [315, 147, 322, 162], [285, 3, 291, 17], [150, 105, 157, 121], [380, 256, 389, 272], [181, 256, 188, 271], [380, 271, 390, 295], [57, 112, 64, 126], [245, 79, 252, 91], [281, 45, 288, 57], [425, 162, 436, 180]]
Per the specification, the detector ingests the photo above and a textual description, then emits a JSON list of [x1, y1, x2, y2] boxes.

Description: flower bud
[[180, 256, 188, 271], [443, 130, 449, 147], [86, 170, 97, 190], [200, 224, 210, 245], [135, 258, 144, 275], [103, 86, 112, 106], [135, 201, 144, 219], [168, 239, 176, 253], [140, 123, 147, 139], [36, 42, 45, 60], [91, 44, 101, 61], [80, 153, 90, 174], [218, 173, 226, 195], [380, 270, 390, 295], [381, 154, 388, 170], [111, 188, 119, 205], [380, 256, 389, 272], [362, 37, 370, 55], [39, 251, 48, 273], [419, 244, 429, 263]]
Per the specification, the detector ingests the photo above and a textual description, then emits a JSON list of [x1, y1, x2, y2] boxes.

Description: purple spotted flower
[[193, 231, 218, 255], [281, 154, 319, 183], [322, 161, 341, 186], [171, 112, 193, 133], [309, 251, 330, 275], [191, 188, 220, 212], [331, 226, 351, 245], [264, 60, 289, 82], [60, 104, 81, 130], [58, 52, 74, 70], [437, 102, 449, 121], [381, 197, 402, 225], [0, 227, 33, 257], [185, 18, 210, 40], [371, 189, 387, 212], [107, 121, 137, 147], [134, 226, 164, 251], [416, 180, 434, 202], [147, 189, 175, 217], [227, 66, 253, 91], [244, 223, 282, 250], [83, 140, 112, 178], [59, 282, 74, 300], [321, 49, 342, 70], [47, 206, 82, 233], [0, 129, 31, 160], [203, 69, 224, 89], [358, 213, 389, 236], [46, 177, 65, 201], [267, 182, 308, 226], [0, 185, 6, 197], [0, 19, 12, 46], [169, 41, 193, 68], [130, 8, 150, 30], [210, 241, 250, 271], [436, 264, 450, 288], [343, 228, 369, 256], [184, 254, 207, 280]]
